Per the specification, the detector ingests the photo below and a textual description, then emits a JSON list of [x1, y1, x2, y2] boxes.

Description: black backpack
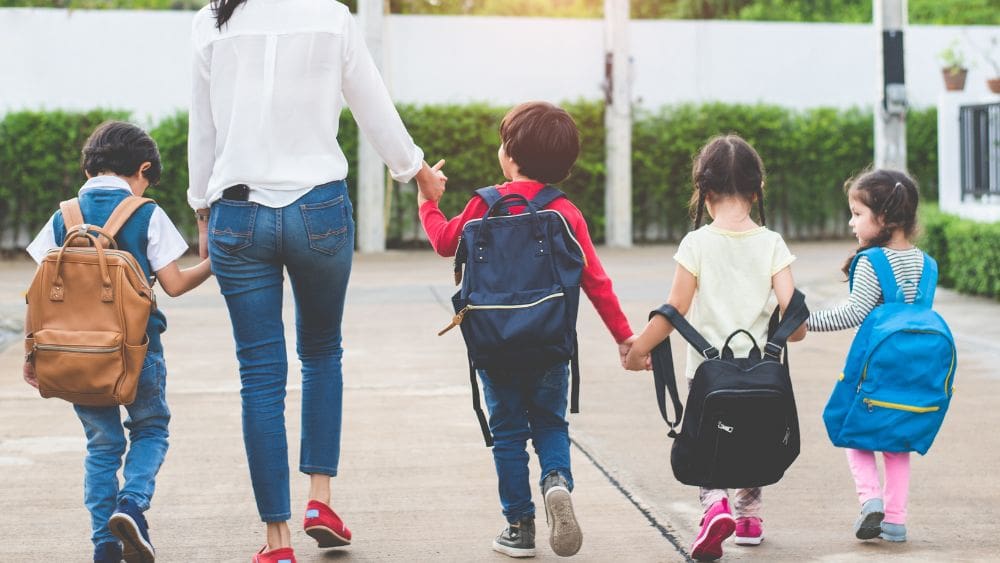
[[649, 290, 809, 489], [439, 186, 585, 447]]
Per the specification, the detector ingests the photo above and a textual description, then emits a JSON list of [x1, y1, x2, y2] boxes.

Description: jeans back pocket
[[300, 195, 350, 255], [210, 200, 257, 254]]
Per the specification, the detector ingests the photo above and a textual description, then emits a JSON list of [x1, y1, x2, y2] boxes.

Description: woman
[[186, 2, 445, 562]]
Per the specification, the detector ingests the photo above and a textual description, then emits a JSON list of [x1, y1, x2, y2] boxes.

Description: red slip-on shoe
[[252, 545, 296, 563], [304, 500, 352, 547]]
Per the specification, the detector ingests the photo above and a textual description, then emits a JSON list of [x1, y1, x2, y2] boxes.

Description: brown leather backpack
[[24, 197, 156, 406]]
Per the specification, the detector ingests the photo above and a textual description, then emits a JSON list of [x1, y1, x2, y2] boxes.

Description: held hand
[[624, 347, 651, 372], [618, 335, 637, 368], [415, 159, 447, 204], [23, 360, 38, 389]]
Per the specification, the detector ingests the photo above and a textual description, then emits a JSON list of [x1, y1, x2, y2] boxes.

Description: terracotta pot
[[989, 78, 1000, 94], [942, 67, 968, 91]]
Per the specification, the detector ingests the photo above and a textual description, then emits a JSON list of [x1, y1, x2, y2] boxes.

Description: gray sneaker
[[493, 517, 536, 558], [854, 498, 885, 540], [541, 471, 582, 557], [880, 521, 907, 542]]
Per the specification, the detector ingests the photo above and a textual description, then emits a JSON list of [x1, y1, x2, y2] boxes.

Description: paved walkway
[[1, 242, 998, 562]]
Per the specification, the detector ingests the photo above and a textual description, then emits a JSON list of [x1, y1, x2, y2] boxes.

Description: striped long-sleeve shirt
[[808, 247, 925, 332]]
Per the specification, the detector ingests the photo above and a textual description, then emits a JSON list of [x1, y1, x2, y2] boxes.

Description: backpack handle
[[721, 329, 762, 361], [51, 226, 115, 303], [474, 193, 546, 260]]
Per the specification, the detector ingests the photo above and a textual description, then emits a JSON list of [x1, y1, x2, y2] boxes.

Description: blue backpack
[[438, 186, 585, 446], [822, 248, 957, 454]]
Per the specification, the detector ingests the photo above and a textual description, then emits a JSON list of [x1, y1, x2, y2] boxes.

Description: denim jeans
[[209, 180, 354, 522], [478, 362, 574, 524], [74, 348, 169, 547]]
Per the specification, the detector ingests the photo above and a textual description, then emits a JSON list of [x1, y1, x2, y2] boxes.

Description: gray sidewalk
[[1, 242, 998, 562]]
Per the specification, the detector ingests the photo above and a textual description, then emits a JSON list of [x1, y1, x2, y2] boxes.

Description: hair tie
[[893, 181, 904, 192]]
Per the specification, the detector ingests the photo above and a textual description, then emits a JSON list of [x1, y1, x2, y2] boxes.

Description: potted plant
[[938, 40, 969, 91], [978, 35, 1000, 94]]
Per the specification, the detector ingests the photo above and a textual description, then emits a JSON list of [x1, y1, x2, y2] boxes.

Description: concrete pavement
[[1, 241, 998, 562]]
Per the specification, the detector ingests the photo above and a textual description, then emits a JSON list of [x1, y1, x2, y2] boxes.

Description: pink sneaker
[[691, 498, 736, 561], [733, 517, 764, 546]]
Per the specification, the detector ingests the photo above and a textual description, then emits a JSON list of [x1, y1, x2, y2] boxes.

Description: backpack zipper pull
[[438, 306, 470, 336]]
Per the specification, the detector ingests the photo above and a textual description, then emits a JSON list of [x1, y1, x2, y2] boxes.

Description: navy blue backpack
[[822, 248, 957, 454], [439, 186, 585, 446]]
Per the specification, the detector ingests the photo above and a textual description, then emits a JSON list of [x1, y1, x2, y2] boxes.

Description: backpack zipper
[[863, 398, 940, 413], [438, 292, 565, 335], [34, 343, 121, 354]]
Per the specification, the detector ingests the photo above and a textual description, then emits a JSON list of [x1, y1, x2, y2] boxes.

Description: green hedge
[[0, 102, 939, 247], [919, 207, 1000, 299]]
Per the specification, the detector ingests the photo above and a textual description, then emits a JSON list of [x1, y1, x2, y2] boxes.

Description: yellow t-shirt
[[673, 224, 796, 379]]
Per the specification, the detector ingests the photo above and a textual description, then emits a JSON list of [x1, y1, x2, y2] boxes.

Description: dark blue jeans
[[478, 362, 574, 524], [74, 348, 169, 547], [209, 180, 353, 522]]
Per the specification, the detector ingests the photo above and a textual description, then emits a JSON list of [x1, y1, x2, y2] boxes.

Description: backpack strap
[[529, 186, 565, 209], [915, 253, 938, 307], [475, 186, 505, 211], [59, 198, 86, 230], [468, 357, 494, 447], [649, 304, 719, 360], [649, 335, 684, 438], [102, 197, 155, 238], [763, 289, 809, 360], [570, 335, 580, 414], [851, 248, 901, 303]]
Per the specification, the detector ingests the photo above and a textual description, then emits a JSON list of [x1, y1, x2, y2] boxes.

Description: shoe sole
[[733, 535, 764, 546], [108, 513, 155, 563], [691, 513, 735, 561], [492, 539, 536, 558], [305, 525, 351, 548], [545, 486, 582, 557], [854, 510, 884, 540]]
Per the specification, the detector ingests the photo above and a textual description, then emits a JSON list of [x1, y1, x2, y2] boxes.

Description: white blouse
[[187, 0, 424, 210]]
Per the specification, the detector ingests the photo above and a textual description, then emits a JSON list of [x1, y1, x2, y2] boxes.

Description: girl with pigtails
[[625, 134, 807, 561]]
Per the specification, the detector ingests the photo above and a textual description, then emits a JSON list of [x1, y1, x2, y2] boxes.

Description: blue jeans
[[478, 362, 574, 524], [74, 348, 169, 547], [209, 180, 354, 522]]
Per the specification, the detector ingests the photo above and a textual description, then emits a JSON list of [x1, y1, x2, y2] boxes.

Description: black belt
[[222, 184, 250, 201]]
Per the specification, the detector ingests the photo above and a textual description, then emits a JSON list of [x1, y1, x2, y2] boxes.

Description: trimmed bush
[[918, 206, 1000, 299], [2, 102, 939, 247]]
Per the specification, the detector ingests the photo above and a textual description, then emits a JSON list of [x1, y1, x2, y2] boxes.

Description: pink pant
[[845, 449, 911, 524]]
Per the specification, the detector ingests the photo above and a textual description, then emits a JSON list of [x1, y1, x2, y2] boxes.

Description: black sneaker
[[542, 471, 582, 557], [492, 517, 536, 558], [109, 498, 155, 563]]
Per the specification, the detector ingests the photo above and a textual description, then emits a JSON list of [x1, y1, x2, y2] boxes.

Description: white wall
[[938, 92, 1000, 222], [2, 8, 999, 122]]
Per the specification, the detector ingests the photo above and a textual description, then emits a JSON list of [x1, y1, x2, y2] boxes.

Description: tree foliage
[[2, 0, 996, 24]]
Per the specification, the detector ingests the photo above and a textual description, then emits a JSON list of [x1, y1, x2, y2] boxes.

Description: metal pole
[[874, 0, 908, 171], [604, 0, 632, 248], [358, 0, 387, 252]]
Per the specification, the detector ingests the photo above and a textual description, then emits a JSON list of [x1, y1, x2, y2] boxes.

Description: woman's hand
[[196, 208, 210, 259]]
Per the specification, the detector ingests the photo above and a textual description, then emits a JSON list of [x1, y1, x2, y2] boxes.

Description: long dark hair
[[689, 134, 767, 229], [212, 0, 248, 29], [839, 168, 920, 277]]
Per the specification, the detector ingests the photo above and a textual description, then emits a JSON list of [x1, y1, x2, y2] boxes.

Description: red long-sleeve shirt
[[419, 180, 633, 344]]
